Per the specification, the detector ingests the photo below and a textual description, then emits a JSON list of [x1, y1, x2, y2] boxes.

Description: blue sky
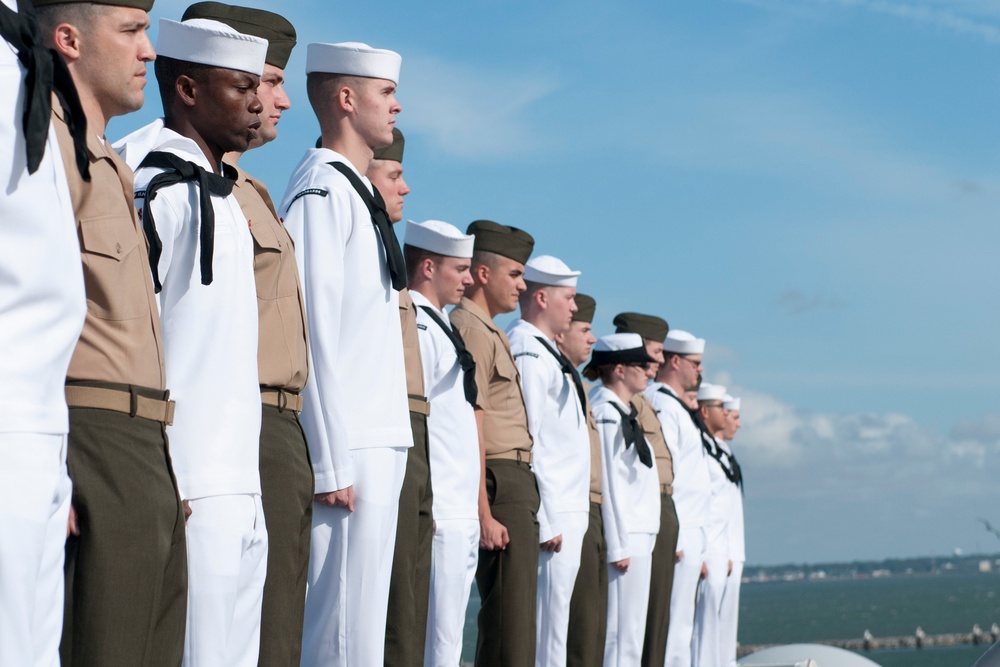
[[113, 0, 1000, 565]]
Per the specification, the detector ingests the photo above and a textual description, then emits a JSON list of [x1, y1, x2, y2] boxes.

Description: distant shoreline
[[743, 551, 1000, 584]]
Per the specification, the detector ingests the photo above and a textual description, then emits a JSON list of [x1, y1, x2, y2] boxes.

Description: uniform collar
[[457, 296, 501, 335]]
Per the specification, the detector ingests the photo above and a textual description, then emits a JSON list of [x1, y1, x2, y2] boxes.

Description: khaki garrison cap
[[183, 2, 296, 69], [373, 127, 404, 163], [467, 219, 534, 265], [573, 293, 596, 324], [613, 312, 669, 342], [32, 0, 154, 9]]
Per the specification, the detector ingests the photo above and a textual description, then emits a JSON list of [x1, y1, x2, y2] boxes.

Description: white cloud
[[399, 55, 560, 160]]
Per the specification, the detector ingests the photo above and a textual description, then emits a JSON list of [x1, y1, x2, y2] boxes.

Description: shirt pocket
[[78, 214, 146, 320], [250, 219, 297, 300], [493, 354, 519, 411]]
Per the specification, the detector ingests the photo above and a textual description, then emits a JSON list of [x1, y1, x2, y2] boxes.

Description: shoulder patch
[[417, 323, 427, 331], [290, 188, 329, 205], [514, 351, 539, 359], [596, 418, 619, 425], [134, 190, 147, 200]]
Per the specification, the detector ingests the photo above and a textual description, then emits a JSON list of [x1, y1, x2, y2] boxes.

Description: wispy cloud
[[400, 55, 559, 160], [773, 289, 845, 316]]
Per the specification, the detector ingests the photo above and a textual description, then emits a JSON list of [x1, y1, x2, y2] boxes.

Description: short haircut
[[471, 249, 502, 272], [403, 243, 444, 283], [306, 72, 365, 116], [154, 56, 212, 109], [36, 3, 112, 44]]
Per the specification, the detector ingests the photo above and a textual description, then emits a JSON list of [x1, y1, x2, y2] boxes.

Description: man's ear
[[51, 22, 83, 62], [175, 75, 198, 108], [474, 263, 490, 285]]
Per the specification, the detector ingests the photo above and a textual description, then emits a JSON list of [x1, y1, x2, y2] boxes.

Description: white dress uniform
[[506, 318, 591, 667], [280, 147, 411, 667], [591, 385, 659, 667], [116, 118, 267, 667], [410, 290, 480, 667], [717, 439, 745, 667], [0, 5, 86, 662], [692, 432, 731, 667], [645, 382, 712, 667]]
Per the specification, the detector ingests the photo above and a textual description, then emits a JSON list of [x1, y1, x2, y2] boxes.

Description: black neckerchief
[[328, 161, 406, 291], [608, 400, 653, 468], [0, 0, 89, 180], [657, 386, 742, 487], [419, 305, 477, 407], [534, 336, 586, 418], [137, 151, 236, 292]]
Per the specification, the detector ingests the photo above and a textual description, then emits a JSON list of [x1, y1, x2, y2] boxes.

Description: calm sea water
[[461, 572, 1000, 665]]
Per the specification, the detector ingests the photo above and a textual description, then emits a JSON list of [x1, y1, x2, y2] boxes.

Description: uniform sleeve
[[459, 326, 495, 412], [597, 407, 630, 563], [286, 179, 356, 493], [416, 316, 446, 399], [514, 342, 562, 543]]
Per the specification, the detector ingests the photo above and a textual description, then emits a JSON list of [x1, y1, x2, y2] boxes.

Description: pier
[[737, 623, 1000, 657]]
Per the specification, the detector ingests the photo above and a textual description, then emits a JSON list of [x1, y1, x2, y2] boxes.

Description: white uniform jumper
[[717, 439, 745, 667], [506, 319, 591, 667], [280, 148, 411, 667], [117, 119, 266, 667], [692, 429, 732, 667], [411, 291, 480, 667], [591, 385, 659, 667], [0, 7, 86, 663], [645, 382, 712, 667]]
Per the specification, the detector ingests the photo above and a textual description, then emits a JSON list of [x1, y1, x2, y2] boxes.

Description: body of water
[[461, 571, 1000, 665]]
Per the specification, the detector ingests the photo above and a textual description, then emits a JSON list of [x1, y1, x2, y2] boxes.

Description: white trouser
[[184, 493, 268, 667], [665, 525, 707, 667], [692, 520, 729, 667], [301, 447, 408, 667], [0, 434, 71, 667], [719, 560, 744, 667], [536, 510, 589, 667], [424, 517, 479, 667], [603, 532, 655, 667]]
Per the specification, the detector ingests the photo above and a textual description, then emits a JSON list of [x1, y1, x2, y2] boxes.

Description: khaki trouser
[[642, 493, 681, 667], [566, 501, 608, 667], [475, 460, 540, 667], [258, 404, 313, 666], [385, 409, 434, 667], [62, 382, 187, 667]]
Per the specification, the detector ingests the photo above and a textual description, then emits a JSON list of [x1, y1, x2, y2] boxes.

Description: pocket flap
[[78, 215, 140, 261], [250, 218, 282, 252]]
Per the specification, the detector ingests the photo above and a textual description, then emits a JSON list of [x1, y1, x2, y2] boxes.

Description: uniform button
[[116, 242, 122, 254]]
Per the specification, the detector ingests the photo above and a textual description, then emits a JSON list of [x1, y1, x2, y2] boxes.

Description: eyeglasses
[[680, 356, 703, 369]]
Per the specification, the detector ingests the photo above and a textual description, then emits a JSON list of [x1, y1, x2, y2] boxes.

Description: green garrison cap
[[372, 127, 404, 163], [32, 0, 154, 9], [573, 293, 596, 324], [182, 2, 296, 69], [467, 220, 534, 265], [613, 312, 669, 342]]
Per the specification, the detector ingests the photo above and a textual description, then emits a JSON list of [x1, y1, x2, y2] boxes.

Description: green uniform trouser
[[475, 459, 540, 667], [385, 410, 434, 667], [566, 501, 608, 667], [61, 383, 187, 667], [641, 493, 681, 667], [258, 404, 313, 666]]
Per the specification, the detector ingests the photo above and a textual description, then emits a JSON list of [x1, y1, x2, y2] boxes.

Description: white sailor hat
[[404, 219, 475, 259], [157, 18, 268, 76], [663, 329, 705, 355], [697, 383, 727, 402], [306, 42, 402, 83], [523, 255, 581, 287], [723, 396, 741, 411]]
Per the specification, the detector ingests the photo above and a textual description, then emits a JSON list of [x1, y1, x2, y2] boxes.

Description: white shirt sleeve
[[516, 348, 562, 543], [287, 183, 356, 493], [598, 407, 630, 563]]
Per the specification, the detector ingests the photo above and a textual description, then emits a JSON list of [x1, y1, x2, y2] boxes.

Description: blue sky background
[[112, 0, 1000, 565]]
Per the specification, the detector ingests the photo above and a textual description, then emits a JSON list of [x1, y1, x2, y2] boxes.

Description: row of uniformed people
[[0, 0, 749, 665]]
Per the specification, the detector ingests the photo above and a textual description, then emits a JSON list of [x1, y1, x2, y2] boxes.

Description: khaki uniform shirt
[[585, 393, 603, 498], [399, 289, 427, 406], [450, 297, 532, 457], [229, 164, 309, 392], [54, 106, 164, 389], [633, 392, 674, 489]]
